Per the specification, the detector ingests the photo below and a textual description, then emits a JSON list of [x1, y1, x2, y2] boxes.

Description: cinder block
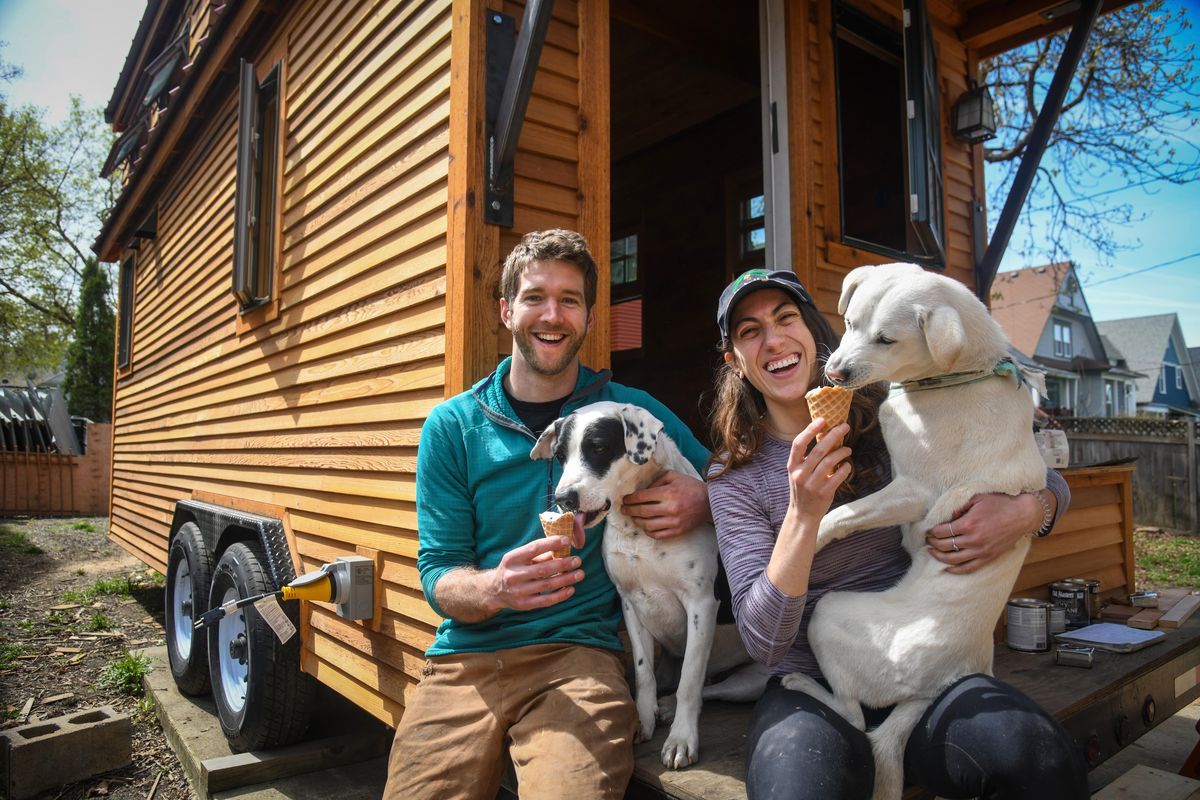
[[0, 705, 132, 799]]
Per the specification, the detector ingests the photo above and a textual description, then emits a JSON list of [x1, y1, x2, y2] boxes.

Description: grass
[[101, 652, 151, 696], [0, 642, 25, 669], [0, 523, 43, 555], [1135, 528, 1200, 589], [0, 598, 10, 612], [61, 575, 135, 605], [72, 521, 97, 533], [84, 611, 114, 631]]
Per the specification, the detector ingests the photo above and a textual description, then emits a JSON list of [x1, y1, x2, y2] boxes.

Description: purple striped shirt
[[707, 433, 1069, 680]]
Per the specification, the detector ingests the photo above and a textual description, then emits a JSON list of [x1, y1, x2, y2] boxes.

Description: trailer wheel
[[165, 522, 213, 695], [207, 541, 314, 752]]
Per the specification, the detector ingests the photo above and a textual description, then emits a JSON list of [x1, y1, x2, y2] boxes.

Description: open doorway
[[608, 1, 766, 443]]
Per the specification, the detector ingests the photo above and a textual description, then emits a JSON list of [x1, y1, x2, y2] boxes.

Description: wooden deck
[[628, 613, 1200, 800]]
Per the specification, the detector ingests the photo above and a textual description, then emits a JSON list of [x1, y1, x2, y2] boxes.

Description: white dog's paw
[[660, 726, 699, 769], [634, 700, 656, 743], [780, 671, 819, 694], [656, 694, 677, 725]]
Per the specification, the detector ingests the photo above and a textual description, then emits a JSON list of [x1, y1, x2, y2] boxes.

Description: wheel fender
[[169, 500, 296, 589]]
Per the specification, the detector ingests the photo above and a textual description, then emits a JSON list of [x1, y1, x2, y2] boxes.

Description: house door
[[608, 0, 780, 444]]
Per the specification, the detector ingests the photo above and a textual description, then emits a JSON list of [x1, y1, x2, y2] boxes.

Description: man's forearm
[[433, 567, 501, 623]]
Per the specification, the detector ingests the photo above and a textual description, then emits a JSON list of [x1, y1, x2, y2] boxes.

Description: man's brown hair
[[499, 229, 598, 310]]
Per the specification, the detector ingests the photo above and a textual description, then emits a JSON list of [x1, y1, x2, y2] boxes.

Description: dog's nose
[[555, 489, 580, 513], [825, 365, 848, 384]]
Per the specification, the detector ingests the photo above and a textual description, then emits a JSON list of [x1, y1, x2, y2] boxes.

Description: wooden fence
[[0, 423, 111, 517], [1058, 417, 1198, 533]]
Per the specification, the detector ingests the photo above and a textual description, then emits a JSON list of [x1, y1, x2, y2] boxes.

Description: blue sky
[[1, 0, 1197, 343], [991, 0, 1200, 347]]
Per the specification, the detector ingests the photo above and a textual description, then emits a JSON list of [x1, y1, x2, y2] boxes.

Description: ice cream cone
[[805, 386, 853, 440], [539, 510, 575, 558]]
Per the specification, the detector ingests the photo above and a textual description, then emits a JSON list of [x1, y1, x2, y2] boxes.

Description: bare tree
[[982, 1, 1198, 265]]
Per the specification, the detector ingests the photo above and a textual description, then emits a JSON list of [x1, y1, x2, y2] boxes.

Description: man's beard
[[512, 327, 586, 377]]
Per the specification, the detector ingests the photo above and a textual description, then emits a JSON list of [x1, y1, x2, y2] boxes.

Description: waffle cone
[[539, 511, 575, 558], [805, 386, 853, 440]]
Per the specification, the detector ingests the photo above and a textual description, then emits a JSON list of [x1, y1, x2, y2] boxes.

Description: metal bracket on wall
[[484, 1, 554, 227]]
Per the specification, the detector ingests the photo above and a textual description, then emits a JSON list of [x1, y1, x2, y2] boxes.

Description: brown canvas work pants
[[383, 643, 639, 800]]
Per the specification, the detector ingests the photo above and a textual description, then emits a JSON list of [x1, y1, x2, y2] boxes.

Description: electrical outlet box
[[331, 555, 374, 620]]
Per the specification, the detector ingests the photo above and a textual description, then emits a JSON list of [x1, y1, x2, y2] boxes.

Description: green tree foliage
[[63, 257, 114, 421], [0, 46, 116, 380], [982, 1, 1198, 264]]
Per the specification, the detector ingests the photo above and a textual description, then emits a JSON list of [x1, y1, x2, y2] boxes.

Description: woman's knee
[[746, 682, 874, 800]]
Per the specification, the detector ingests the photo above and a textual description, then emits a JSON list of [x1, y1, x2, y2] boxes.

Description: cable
[[991, 251, 1200, 310]]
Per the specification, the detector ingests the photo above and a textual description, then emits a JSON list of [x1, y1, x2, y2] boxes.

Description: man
[[383, 229, 711, 800]]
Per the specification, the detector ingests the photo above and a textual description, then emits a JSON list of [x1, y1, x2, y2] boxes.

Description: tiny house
[[98, 0, 1139, 752]]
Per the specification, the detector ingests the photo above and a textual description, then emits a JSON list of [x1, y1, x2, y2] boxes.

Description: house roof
[[989, 263, 1075, 356], [1095, 314, 1197, 404]]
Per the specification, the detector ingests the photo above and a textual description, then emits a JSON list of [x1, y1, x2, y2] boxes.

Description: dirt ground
[[0, 516, 188, 800]]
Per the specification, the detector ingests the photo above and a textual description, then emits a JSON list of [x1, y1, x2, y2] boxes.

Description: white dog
[[781, 263, 1048, 800], [531, 402, 768, 769]]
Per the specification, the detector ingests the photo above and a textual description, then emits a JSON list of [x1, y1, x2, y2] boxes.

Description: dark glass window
[[117, 257, 134, 369], [233, 60, 281, 309], [834, 0, 944, 266]]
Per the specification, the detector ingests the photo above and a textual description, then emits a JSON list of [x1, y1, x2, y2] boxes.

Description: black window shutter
[[903, 0, 946, 267], [232, 59, 258, 306]]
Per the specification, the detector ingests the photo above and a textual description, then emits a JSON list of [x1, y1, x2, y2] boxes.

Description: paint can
[[1048, 605, 1067, 635], [1006, 598, 1051, 652], [1080, 578, 1101, 621], [1049, 580, 1090, 629]]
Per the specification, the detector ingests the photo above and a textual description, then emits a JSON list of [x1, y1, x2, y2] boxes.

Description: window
[[609, 232, 642, 353], [1052, 320, 1072, 358], [1159, 368, 1167, 395], [610, 234, 638, 289], [117, 257, 134, 369], [1177, 365, 1183, 390], [739, 194, 767, 261], [1044, 377, 1075, 414], [1104, 380, 1115, 417], [232, 59, 281, 310], [833, 0, 944, 267]]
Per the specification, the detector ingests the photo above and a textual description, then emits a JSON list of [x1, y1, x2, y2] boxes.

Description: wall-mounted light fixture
[[951, 81, 997, 145]]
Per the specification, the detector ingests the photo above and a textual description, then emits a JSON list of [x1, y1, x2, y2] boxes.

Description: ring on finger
[[951, 535, 960, 553]]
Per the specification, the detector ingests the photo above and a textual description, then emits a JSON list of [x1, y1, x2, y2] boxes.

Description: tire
[[165, 522, 213, 695], [207, 541, 314, 752]]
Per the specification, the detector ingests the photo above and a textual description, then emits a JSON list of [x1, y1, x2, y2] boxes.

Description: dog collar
[[890, 358, 1024, 396]]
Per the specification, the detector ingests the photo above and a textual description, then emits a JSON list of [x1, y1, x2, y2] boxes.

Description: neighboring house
[[1096, 314, 1200, 417], [991, 263, 1140, 416]]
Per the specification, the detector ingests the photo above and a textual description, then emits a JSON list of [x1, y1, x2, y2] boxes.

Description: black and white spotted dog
[[531, 401, 767, 769]]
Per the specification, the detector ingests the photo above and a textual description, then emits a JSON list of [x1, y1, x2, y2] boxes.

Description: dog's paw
[[634, 705, 656, 743], [660, 729, 699, 770], [655, 694, 677, 725]]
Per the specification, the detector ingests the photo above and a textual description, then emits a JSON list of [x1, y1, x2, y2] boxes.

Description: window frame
[[1052, 319, 1072, 359], [1176, 365, 1183, 390], [117, 255, 135, 371], [828, 0, 946, 269], [232, 58, 284, 324], [1160, 368, 1167, 395]]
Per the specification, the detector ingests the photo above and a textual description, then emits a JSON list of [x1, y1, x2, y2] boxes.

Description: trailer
[[95, 0, 1198, 788]]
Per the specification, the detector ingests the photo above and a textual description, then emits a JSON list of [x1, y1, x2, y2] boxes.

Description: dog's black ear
[[530, 418, 562, 461], [620, 405, 664, 466], [919, 305, 966, 371]]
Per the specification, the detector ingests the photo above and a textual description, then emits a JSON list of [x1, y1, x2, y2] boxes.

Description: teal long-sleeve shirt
[[416, 357, 711, 656]]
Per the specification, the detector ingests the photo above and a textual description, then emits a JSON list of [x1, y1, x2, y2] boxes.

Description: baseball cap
[[717, 269, 815, 343]]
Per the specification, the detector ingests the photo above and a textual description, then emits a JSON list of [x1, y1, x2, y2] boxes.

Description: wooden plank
[[576, 0, 609, 372], [1091, 764, 1200, 800], [1129, 608, 1165, 630], [1163, 596, 1200, 630], [200, 731, 390, 795]]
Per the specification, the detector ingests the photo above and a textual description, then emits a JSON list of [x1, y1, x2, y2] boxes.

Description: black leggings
[[745, 674, 1089, 800]]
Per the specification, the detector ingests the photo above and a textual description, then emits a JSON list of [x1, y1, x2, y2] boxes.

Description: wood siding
[[787, 0, 986, 317], [109, 0, 456, 724], [109, 0, 607, 725]]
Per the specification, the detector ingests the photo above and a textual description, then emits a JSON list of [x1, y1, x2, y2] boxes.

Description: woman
[[706, 268, 1088, 800]]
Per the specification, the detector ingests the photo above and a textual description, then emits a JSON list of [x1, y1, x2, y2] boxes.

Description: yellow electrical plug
[[282, 567, 336, 603]]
